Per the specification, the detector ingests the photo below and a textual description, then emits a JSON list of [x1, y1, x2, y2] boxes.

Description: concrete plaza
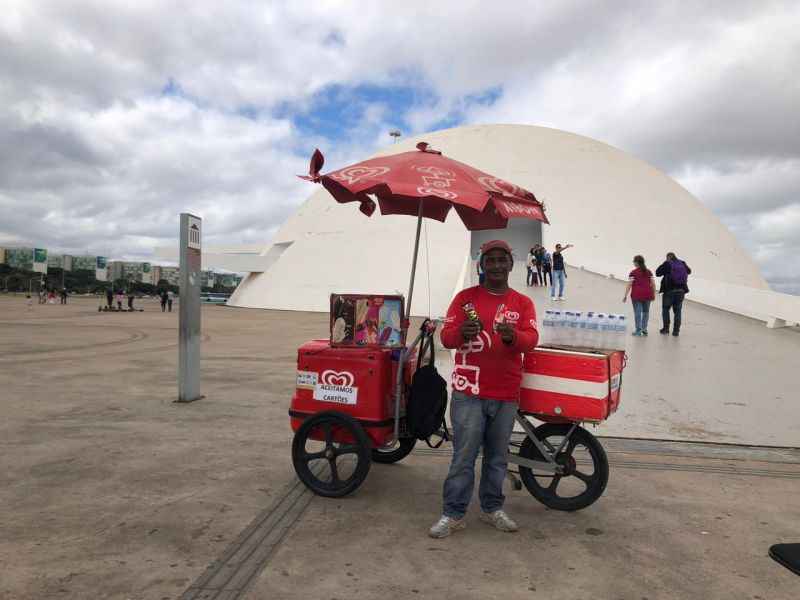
[[1, 293, 799, 599]]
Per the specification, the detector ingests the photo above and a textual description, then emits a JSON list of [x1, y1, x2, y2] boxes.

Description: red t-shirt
[[440, 286, 539, 402], [629, 268, 655, 301]]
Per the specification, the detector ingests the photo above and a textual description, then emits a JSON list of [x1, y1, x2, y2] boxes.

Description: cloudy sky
[[1, 1, 798, 293]]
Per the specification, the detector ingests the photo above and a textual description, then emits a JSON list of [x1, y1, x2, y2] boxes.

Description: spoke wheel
[[292, 412, 372, 497], [517, 423, 608, 511], [371, 437, 417, 464]]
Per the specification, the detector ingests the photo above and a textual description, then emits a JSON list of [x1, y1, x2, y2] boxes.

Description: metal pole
[[177, 213, 203, 402], [393, 200, 425, 442], [405, 201, 424, 320]]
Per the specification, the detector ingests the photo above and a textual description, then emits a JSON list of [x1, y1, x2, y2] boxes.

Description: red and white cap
[[480, 239, 513, 257]]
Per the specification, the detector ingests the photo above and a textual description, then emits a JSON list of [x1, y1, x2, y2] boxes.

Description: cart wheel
[[292, 411, 372, 497], [517, 423, 608, 511], [371, 437, 417, 464]]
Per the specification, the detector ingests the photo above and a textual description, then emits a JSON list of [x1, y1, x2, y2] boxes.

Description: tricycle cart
[[289, 143, 625, 510]]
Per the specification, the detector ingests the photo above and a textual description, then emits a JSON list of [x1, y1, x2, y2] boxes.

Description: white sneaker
[[550, 296, 556, 301], [429, 515, 466, 538], [557, 296, 565, 301], [479, 510, 519, 532]]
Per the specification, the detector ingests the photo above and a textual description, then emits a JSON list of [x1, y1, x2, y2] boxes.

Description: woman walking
[[623, 255, 656, 336]]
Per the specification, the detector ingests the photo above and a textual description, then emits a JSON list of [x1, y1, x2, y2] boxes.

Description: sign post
[[178, 213, 203, 402]]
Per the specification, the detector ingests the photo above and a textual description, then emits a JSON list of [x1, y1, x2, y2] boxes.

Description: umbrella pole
[[405, 202, 424, 320], [394, 201, 424, 443]]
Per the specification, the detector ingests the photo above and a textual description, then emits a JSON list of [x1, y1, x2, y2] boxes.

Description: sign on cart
[[313, 384, 358, 405]]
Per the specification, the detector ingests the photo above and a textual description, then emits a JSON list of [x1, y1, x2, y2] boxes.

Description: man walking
[[655, 252, 691, 336], [550, 243, 573, 301], [430, 240, 539, 539]]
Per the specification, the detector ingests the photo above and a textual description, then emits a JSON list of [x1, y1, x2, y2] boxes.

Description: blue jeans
[[551, 269, 565, 297], [632, 300, 651, 333], [662, 291, 685, 333], [443, 392, 518, 518]]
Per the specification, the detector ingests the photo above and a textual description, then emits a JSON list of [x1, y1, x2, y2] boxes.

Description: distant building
[[47, 254, 74, 271], [3, 247, 34, 270], [155, 266, 180, 286], [72, 255, 99, 271]]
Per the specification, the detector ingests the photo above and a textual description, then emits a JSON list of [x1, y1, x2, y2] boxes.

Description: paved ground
[[1, 295, 799, 599]]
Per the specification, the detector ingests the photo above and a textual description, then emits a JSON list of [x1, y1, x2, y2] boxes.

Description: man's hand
[[496, 322, 516, 344], [460, 319, 482, 341]]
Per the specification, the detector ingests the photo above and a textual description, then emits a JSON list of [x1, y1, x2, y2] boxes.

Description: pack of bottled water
[[540, 310, 627, 350]]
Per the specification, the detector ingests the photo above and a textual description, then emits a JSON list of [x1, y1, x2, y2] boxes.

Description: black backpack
[[406, 324, 450, 448]]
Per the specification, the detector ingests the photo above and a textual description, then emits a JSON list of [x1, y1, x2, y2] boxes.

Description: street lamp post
[[389, 130, 401, 143]]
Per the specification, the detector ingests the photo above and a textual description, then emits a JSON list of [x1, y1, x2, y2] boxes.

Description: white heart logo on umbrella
[[331, 166, 390, 185]]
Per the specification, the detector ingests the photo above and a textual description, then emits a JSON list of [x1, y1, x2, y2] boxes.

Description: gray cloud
[[0, 0, 797, 294]]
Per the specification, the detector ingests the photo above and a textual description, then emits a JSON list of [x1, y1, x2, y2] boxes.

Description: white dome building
[[228, 124, 778, 322]]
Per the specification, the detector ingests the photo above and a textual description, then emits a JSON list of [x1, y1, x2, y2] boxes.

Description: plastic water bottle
[[605, 314, 618, 349], [563, 311, 576, 346], [572, 311, 583, 346], [552, 310, 565, 345], [594, 313, 607, 349], [616, 314, 628, 349], [584, 311, 598, 348], [541, 310, 553, 345]]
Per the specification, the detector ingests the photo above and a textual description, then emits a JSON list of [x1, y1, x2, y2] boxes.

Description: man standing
[[550, 243, 573, 301], [655, 252, 691, 336], [430, 240, 539, 539]]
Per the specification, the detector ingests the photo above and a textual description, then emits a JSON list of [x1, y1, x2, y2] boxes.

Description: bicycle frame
[[506, 414, 579, 474]]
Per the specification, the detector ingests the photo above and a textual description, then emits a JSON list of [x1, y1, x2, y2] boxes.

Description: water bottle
[[616, 315, 628, 349], [552, 310, 565, 345], [584, 311, 598, 348], [605, 314, 617, 349], [594, 313, 607, 349], [541, 310, 553, 345], [561, 310, 575, 346]]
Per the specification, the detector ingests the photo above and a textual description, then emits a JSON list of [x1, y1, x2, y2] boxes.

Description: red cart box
[[289, 340, 416, 447], [519, 347, 625, 423]]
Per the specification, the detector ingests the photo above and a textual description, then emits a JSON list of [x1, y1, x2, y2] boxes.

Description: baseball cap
[[480, 239, 513, 257]]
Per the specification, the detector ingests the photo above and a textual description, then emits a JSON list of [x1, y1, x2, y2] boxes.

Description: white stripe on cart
[[521, 373, 609, 400]]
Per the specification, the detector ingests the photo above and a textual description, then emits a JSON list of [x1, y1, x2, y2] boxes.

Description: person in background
[[160, 289, 168, 312], [655, 252, 691, 336], [115, 290, 124, 311], [60, 288, 68, 305], [26, 294, 33, 311], [550, 243, 573, 301], [106, 287, 113, 309], [540, 248, 552, 287], [534, 244, 545, 286], [526, 246, 538, 287], [167, 289, 174, 312], [430, 240, 539, 539], [623, 255, 656, 336], [127, 289, 135, 311]]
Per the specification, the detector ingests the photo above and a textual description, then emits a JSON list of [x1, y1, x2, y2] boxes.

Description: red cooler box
[[520, 347, 625, 423], [289, 340, 415, 447]]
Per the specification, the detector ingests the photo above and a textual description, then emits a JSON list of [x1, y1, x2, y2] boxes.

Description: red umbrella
[[301, 142, 548, 230]]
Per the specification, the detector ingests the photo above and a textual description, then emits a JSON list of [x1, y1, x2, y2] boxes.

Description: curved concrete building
[[229, 124, 773, 319]]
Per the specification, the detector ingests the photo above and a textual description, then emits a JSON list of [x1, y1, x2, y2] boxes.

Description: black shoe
[[672, 331, 679, 337], [659, 328, 669, 334]]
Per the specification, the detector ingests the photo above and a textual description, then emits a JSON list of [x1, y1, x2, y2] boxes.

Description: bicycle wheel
[[518, 423, 608, 511]]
